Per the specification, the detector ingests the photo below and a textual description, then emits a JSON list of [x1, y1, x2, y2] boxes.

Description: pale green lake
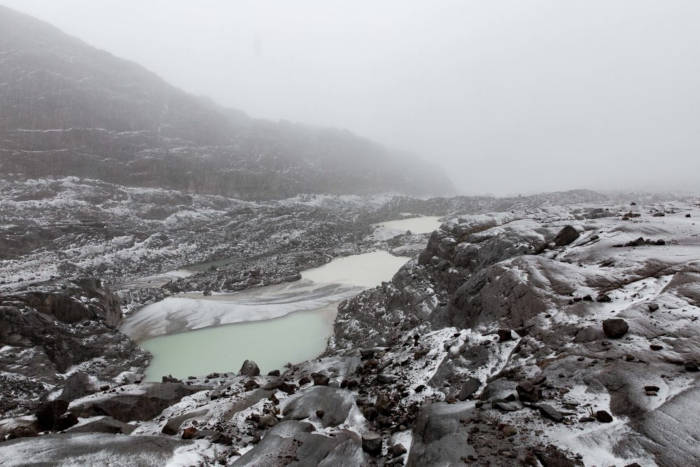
[[124, 236, 439, 381], [140, 303, 336, 381]]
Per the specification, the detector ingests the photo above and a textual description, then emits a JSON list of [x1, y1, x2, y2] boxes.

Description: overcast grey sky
[[4, 0, 699, 195]]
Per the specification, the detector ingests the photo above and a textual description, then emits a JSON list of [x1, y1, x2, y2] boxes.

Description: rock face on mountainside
[[0, 5, 453, 199], [2, 196, 698, 466]]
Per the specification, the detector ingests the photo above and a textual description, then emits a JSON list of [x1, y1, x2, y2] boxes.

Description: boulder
[[362, 432, 382, 456], [457, 377, 481, 401], [311, 372, 330, 386], [181, 427, 197, 439], [497, 329, 513, 342], [595, 410, 613, 423], [35, 400, 69, 431], [239, 360, 260, 377], [602, 319, 629, 339], [389, 443, 407, 457], [535, 445, 584, 467], [554, 225, 580, 247], [70, 382, 202, 422], [516, 380, 542, 403]]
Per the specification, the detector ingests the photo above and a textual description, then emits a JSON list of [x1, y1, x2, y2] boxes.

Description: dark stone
[[457, 377, 480, 401], [497, 329, 512, 342], [69, 382, 201, 423], [685, 361, 699, 372], [648, 303, 660, 312], [377, 374, 397, 384], [554, 225, 580, 247], [516, 380, 542, 403], [389, 443, 407, 457], [55, 413, 79, 431], [36, 400, 69, 431], [595, 410, 613, 423], [267, 369, 280, 377], [602, 318, 629, 339], [535, 445, 584, 466], [162, 416, 185, 435], [181, 427, 197, 439], [375, 393, 392, 415], [244, 379, 260, 391], [311, 373, 330, 386], [192, 429, 232, 445], [362, 432, 382, 456], [360, 348, 377, 360], [239, 360, 260, 377], [650, 344, 663, 351], [413, 347, 429, 359], [6, 425, 39, 440], [278, 382, 297, 395], [341, 379, 359, 390]]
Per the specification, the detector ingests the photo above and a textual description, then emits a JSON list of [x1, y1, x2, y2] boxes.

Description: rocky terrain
[[2, 191, 698, 466], [1, 5, 699, 466], [0, 5, 453, 199]]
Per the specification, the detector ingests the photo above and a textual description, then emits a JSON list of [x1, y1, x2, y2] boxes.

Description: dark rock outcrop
[[70, 383, 203, 422]]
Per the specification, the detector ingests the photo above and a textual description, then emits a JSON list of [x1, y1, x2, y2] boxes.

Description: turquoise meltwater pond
[[140, 303, 336, 381], [122, 232, 437, 381]]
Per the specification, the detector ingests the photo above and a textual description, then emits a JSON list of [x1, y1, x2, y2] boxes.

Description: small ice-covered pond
[[371, 215, 442, 241], [122, 250, 411, 381]]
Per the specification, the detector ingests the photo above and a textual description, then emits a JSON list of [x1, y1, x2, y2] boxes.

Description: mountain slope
[[0, 5, 454, 199]]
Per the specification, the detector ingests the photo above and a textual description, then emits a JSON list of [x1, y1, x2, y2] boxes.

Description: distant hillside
[[0, 5, 454, 199]]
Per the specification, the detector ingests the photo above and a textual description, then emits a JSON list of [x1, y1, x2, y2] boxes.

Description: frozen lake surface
[[371, 216, 442, 241], [122, 251, 410, 380]]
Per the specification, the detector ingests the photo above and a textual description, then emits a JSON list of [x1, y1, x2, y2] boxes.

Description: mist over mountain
[[0, 5, 453, 199]]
